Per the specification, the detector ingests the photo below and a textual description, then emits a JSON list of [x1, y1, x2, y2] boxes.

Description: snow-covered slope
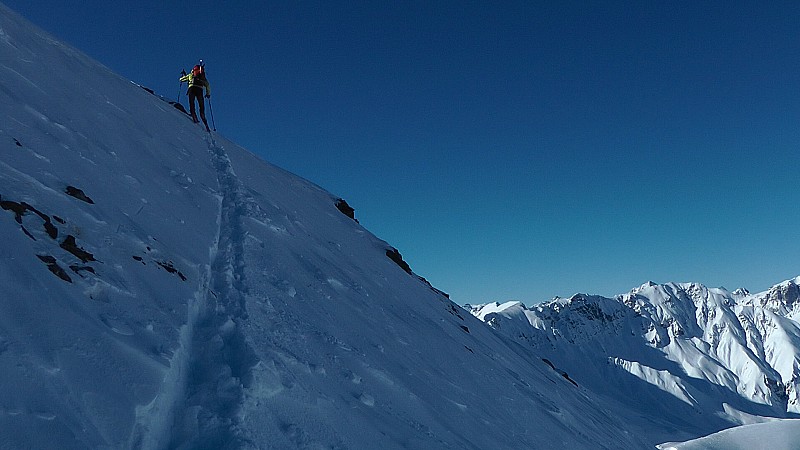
[[657, 419, 800, 450], [0, 4, 650, 449], [470, 279, 800, 446]]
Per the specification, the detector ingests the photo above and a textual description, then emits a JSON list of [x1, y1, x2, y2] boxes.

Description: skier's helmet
[[192, 65, 203, 77]]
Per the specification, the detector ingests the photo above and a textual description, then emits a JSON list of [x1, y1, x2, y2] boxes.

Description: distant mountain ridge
[[469, 277, 800, 444]]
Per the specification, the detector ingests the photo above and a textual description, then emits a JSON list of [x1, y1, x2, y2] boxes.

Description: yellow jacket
[[179, 73, 211, 95]]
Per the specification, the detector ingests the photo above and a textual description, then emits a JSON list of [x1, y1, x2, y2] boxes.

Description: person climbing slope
[[179, 62, 211, 132]]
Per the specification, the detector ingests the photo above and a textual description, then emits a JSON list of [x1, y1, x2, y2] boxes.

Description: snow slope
[[657, 419, 800, 450], [470, 280, 800, 446], [0, 4, 649, 449]]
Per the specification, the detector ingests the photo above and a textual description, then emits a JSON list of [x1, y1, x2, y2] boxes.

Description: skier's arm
[[204, 80, 211, 97], [179, 73, 191, 83]]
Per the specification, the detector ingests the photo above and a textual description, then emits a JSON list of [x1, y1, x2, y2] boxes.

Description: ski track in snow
[[172, 136, 260, 449], [131, 135, 260, 450]]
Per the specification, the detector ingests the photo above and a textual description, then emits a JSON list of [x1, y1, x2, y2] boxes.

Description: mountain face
[[0, 4, 655, 449], [469, 278, 800, 445], [746, 277, 800, 321]]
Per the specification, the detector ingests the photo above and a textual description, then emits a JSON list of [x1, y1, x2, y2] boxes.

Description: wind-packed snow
[[0, 4, 654, 449]]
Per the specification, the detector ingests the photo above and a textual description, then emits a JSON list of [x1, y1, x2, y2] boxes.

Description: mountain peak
[[643, 280, 659, 288], [732, 287, 751, 297], [748, 276, 800, 317]]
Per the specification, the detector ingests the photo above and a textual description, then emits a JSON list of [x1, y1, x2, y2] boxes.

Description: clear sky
[[5, 0, 800, 305]]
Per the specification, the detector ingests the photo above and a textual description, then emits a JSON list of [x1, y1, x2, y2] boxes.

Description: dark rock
[[14, 138, 22, 147], [385, 247, 412, 274], [65, 186, 94, 204], [460, 325, 470, 334], [446, 303, 465, 320], [21, 226, 35, 241], [172, 102, 188, 115], [37, 254, 72, 283], [0, 200, 58, 241], [0, 199, 27, 223], [385, 247, 451, 299], [335, 198, 358, 222], [432, 286, 450, 299], [335, 199, 355, 219], [419, 276, 450, 299], [156, 260, 187, 281], [42, 221, 58, 239], [542, 358, 578, 387], [60, 235, 95, 263], [25, 203, 57, 239], [0, 200, 56, 238]]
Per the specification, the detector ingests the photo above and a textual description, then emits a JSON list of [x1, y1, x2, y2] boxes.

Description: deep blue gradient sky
[[6, 1, 800, 304]]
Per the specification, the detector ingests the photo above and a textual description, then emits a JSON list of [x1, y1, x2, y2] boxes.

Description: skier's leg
[[198, 96, 210, 131], [188, 90, 199, 123]]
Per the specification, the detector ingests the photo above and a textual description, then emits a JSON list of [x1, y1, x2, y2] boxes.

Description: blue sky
[[5, 0, 800, 304]]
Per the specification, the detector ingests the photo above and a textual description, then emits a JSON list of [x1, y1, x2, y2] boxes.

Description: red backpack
[[191, 64, 205, 79]]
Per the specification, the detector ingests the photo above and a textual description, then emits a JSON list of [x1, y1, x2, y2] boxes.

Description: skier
[[179, 63, 211, 131]]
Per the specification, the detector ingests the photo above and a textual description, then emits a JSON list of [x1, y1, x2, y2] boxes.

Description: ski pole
[[208, 97, 217, 131], [177, 69, 187, 103]]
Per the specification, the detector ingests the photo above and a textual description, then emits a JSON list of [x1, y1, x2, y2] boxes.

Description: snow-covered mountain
[[470, 278, 800, 445], [0, 4, 657, 449], [657, 419, 800, 450]]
